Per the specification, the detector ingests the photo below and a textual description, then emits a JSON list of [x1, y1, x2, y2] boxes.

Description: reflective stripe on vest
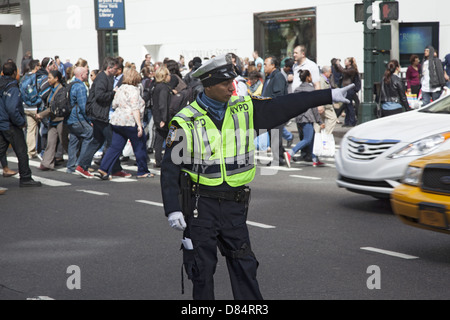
[[171, 96, 256, 187]]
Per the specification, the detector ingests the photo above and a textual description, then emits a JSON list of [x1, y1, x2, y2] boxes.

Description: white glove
[[168, 211, 187, 231], [332, 84, 355, 104]]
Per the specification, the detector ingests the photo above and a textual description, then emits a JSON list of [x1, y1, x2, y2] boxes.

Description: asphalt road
[[0, 141, 449, 301]]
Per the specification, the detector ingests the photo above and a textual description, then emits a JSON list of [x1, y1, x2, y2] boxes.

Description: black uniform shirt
[[161, 89, 333, 216]]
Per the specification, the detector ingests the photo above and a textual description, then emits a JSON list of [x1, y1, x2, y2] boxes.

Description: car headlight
[[402, 166, 423, 186], [388, 132, 450, 159]]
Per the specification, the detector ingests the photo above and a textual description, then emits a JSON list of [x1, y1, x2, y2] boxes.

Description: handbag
[[313, 130, 335, 158], [376, 81, 386, 118]]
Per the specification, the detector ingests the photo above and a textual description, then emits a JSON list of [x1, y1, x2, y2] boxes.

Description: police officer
[[161, 54, 353, 300]]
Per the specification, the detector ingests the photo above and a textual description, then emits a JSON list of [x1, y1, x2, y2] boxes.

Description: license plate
[[418, 203, 448, 229]]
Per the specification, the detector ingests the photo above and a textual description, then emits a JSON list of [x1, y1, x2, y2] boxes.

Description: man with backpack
[[20, 59, 42, 160], [0, 61, 42, 188], [21, 57, 57, 160], [64, 67, 94, 176]]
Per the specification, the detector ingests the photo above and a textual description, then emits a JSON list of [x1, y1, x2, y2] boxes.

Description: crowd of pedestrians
[[1, 44, 449, 194]]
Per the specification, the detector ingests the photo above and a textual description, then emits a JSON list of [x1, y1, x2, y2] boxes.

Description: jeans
[[0, 126, 33, 181], [422, 91, 442, 107], [100, 125, 150, 176], [67, 121, 94, 172], [282, 127, 293, 142], [290, 122, 317, 162], [83, 120, 122, 173], [344, 101, 357, 126]]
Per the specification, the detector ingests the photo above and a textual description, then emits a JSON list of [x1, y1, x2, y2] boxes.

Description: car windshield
[[419, 95, 450, 114]]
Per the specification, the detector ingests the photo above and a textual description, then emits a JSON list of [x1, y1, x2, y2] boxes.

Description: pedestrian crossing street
[[1, 147, 338, 188]]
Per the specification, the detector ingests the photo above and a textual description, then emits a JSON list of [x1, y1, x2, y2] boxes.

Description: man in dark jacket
[[0, 61, 41, 188], [84, 57, 129, 178], [261, 55, 291, 167], [421, 46, 446, 106]]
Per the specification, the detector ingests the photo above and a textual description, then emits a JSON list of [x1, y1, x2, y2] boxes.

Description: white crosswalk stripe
[[5, 156, 160, 187]]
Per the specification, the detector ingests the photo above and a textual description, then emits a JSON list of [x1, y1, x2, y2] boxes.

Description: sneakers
[[0, 187, 7, 195], [75, 165, 95, 179], [20, 179, 42, 188], [283, 152, 292, 168], [112, 170, 132, 178], [96, 169, 111, 181], [313, 161, 325, 167]]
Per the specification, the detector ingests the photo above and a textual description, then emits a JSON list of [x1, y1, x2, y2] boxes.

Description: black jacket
[[380, 74, 409, 110], [152, 82, 171, 127], [262, 69, 287, 98], [423, 46, 446, 89], [86, 71, 115, 123], [0, 76, 25, 131]]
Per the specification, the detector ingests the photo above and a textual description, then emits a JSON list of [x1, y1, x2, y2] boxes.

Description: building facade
[[1, 0, 449, 75]]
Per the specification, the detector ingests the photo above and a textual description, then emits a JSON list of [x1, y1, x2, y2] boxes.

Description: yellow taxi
[[391, 150, 450, 235]]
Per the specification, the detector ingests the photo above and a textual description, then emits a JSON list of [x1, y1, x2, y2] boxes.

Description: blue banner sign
[[96, 0, 126, 30]]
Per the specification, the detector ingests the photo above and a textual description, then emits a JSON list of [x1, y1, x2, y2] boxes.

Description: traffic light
[[379, 1, 399, 22], [354, 3, 365, 23]]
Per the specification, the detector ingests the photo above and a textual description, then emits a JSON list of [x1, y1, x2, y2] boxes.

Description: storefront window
[[254, 7, 317, 62]]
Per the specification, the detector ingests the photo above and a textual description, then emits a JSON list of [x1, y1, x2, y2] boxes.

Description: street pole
[[109, 30, 114, 57], [359, 0, 377, 124]]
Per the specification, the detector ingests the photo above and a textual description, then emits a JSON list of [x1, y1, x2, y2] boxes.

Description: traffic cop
[[160, 53, 354, 300]]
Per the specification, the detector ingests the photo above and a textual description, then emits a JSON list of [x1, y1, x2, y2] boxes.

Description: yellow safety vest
[[170, 96, 256, 187]]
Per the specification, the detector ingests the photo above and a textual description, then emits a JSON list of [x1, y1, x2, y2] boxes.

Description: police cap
[[192, 54, 237, 87]]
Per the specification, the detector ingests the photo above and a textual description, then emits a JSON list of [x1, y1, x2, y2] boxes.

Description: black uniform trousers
[[183, 196, 263, 300]]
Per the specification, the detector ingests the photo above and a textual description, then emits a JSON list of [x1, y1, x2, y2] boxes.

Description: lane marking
[[136, 200, 276, 229], [246, 221, 276, 229], [32, 176, 72, 187], [6, 158, 71, 186], [290, 175, 322, 180], [27, 296, 55, 300], [136, 200, 164, 207], [9, 156, 152, 183], [2, 168, 71, 187], [77, 190, 109, 196], [360, 247, 419, 260]]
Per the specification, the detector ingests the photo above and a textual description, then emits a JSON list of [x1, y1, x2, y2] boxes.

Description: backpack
[[20, 73, 42, 107], [141, 78, 154, 109], [49, 82, 77, 118], [353, 73, 361, 92], [169, 86, 195, 118]]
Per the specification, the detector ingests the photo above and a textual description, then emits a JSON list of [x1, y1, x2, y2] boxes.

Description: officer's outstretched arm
[[252, 89, 332, 132]]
